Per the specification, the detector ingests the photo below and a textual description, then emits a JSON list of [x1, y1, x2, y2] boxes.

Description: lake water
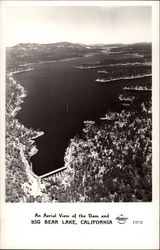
[[14, 53, 147, 175]]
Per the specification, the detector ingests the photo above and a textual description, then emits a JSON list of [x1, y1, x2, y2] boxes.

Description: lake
[[14, 53, 146, 175]]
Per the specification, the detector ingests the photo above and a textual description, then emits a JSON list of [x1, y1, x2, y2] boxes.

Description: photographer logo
[[116, 214, 128, 224]]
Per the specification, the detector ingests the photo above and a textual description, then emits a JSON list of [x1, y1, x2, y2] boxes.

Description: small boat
[[66, 104, 69, 112]]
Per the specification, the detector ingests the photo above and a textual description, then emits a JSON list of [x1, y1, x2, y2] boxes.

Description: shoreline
[[75, 62, 151, 70], [9, 68, 34, 76], [17, 52, 97, 68], [95, 74, 152, 83], [8, 72, 44, 173], [19, 55, 87, 67], [31, 131, 44, 140]]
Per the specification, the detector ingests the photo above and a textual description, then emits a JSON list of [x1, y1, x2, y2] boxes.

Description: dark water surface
[[15, 54, 130, 175]]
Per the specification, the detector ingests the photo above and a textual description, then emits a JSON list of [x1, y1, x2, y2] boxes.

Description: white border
[[0, 1, 159, 249]]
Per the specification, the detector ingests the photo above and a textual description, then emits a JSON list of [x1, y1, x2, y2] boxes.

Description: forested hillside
[[42, 100, 152, 202], [6, 75, 45, 202]]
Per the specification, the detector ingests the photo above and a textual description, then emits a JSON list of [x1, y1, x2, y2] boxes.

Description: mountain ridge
[[7, 41, 151, 49]]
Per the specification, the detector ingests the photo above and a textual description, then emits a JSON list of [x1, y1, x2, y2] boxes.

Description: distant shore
[[19, 56, 83, 67], [18, 52, 97, 68], [95, 74, 152, 83]]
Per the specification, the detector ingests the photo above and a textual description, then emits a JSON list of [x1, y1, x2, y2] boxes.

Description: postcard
[[0, 1, 159, 249]]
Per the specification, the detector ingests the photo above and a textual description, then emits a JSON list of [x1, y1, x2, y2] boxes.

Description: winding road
[[13, 142, 41, 197]]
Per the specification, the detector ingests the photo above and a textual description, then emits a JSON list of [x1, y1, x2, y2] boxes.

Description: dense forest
[[6, 75, 45, 202], [42, 100, 152, 202]]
